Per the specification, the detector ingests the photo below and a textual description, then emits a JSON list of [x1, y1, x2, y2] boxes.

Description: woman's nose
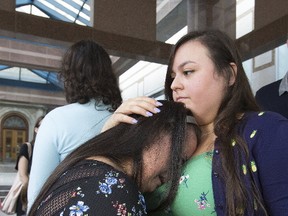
[[171, 75, 183, 91]]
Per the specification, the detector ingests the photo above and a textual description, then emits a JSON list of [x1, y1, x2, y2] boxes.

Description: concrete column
[[0, 0, 15, 11], [93, 0, 156, 41], [255, 0, 288, 29], [187, 0, 236, 39]]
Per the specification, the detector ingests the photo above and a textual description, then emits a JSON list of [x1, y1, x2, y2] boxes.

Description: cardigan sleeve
[[250, 112, 288, 214]]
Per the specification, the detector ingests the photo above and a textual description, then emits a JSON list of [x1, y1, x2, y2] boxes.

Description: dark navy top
[[213, 111, 288, 215], [255, 80, 288, 119]]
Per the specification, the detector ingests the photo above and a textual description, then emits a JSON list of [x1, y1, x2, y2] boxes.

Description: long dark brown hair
[[165, 30, 267, 215], [29, 100, 197, 215], [60, 39, 122, 111], [30, 115, 45, 146]]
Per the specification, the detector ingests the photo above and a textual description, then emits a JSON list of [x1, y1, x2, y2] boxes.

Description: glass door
[[2, 129, 26, 162]]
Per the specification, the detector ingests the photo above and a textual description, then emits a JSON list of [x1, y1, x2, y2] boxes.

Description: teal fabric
[[170, 151, 216, 215], [147, 152, 216, 216]]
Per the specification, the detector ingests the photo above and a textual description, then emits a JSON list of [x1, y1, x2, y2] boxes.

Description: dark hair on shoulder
[[60, 39, 122, 111], [30, 115, 45, 145], [29, 100, 198, 215], [165, 30, 267, 215]]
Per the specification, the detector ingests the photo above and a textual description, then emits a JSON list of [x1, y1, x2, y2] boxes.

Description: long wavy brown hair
[[59, 39, 122, 111]]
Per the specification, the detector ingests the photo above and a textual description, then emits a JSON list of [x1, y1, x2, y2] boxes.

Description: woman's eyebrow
[[177, 60, 196, 70]]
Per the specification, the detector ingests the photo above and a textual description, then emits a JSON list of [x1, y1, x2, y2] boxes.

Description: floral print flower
[[194, 191, 211, 210], [106, 176, 118, 185], [112, 201, 128, 216], [138, 193, 147, 213], [179, 174, 189, 187], [68, 201, 89, 216], [97, 171, 126, 196], [99, 182, 112, 194]]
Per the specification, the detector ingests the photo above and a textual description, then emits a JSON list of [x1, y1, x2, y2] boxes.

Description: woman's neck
[[192, 122, 216, 156], [200, 122, 214, 137]]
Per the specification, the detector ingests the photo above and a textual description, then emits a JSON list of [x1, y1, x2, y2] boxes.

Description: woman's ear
[[34, 127, 38, 133], [229, 63, 237, 86]]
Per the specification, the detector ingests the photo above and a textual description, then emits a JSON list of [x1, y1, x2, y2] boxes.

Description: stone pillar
[[0, 0, 15, 11], [255, 0, 288, 29], [93, 0, 156, 41], [187, 0, 236, 39]]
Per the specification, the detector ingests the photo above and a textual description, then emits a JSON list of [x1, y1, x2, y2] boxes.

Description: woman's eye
[[183, 70, 193, 75]]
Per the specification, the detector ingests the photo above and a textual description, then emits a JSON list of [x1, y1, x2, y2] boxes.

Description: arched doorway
[[1, 114, 28, 162]]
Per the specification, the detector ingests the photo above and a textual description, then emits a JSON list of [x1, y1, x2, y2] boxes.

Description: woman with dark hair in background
[[15, 116, 44, 216], [28, 101, 199, 216], [28, 40, 123, 211]]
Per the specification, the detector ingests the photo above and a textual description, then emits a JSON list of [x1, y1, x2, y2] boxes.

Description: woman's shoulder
[[19, 142, 29, 153], [59, 161, 144, 209], [239, 111, 288, 142], [15, 143, 30, 169], [47, 101, 111, 118], [38, 161, 142, 216], [64, 160, 133, 184], [46, 103, 84, 116], [243, 111, 287, 126]]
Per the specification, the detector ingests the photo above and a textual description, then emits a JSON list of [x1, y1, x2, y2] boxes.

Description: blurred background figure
[[255, 71, 288, 119], [255, 39, 288, 119], [15, 116, 44, 216]]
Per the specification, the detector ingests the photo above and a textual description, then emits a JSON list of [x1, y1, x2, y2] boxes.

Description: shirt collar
[[279, 71, 288, 96]]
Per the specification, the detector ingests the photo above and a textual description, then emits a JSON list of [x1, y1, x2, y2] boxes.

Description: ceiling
[[0, 0, 181, 93], [0, 0, 287, 105], [0, 0, 92, 92]]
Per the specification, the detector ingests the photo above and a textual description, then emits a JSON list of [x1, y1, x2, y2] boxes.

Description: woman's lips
[[176, 97, 188, 102]]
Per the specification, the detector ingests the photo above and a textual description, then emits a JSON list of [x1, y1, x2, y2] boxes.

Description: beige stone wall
[[0, 101, 47, 140]]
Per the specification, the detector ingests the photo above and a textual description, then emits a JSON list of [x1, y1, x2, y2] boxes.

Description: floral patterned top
[[34, 160, 147, 216], [146, 152, 216, 216], [171, 151, 216, 215]]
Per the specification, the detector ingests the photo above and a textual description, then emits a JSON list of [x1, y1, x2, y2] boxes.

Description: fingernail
[[156, 101, 163, 106], [132, 119, 138, 124], [154, 108, 161, 113], [146, 111, 153, 117]]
